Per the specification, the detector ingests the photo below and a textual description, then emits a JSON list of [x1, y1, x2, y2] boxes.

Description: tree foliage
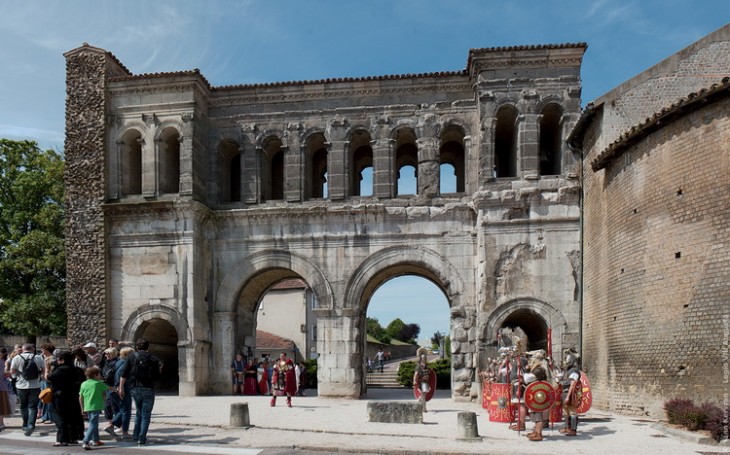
[[385, 318, 420, 344], [366, 317, 390, 344], [0, 139, 66, 337], [367, 317, 420, 345]]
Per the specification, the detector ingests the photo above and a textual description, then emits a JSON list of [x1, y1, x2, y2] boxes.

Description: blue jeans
[[111, 390, 132, 432], [83, 410, 101, 444], [130, 387, 155, 444], [17, 388, 40, 430]]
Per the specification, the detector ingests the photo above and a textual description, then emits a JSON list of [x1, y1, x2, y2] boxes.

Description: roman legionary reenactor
[[413, 355, 435, 412], [560, 349, 581, 436], [270, 352, 296, 407]]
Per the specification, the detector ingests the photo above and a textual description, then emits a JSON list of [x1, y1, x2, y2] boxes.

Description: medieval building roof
[[590, 77, 730, 171], [256, 330, 295, 351], [93, 41, 586, 93]]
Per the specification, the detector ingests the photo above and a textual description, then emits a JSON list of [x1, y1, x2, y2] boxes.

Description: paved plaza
[[2, 387, 727, 454]]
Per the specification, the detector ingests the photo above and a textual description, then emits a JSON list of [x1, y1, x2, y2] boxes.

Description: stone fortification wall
[[63, 45, 129, 346], [580, 64, 730, 417]]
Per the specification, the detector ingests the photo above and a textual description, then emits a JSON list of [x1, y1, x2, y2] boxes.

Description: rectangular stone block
[[367, 401, 423, 424]]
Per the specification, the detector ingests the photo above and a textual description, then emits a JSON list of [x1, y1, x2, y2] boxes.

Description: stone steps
[[366, 371, 404, 388]]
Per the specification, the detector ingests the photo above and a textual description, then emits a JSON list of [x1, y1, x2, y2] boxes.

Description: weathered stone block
[[367, 401, 423, 424]]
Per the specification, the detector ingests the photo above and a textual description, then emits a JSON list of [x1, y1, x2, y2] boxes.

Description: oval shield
[[413, 369, 437, 402], [576, 371, 593, 413], [524, 380, 556, 412]]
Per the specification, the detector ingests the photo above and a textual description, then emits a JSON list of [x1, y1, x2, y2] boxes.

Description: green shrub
[[303, 358, 317, 388], [396, 358, 451, 389]]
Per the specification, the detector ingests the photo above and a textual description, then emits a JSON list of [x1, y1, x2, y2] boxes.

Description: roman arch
[[64, 42, 585, 398]]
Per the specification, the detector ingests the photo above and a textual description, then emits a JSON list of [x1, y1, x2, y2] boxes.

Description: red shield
[[413, 370, 437, 402], [576, 371, 593, 413], [524, 380, 556, 412], [488, 383, 513, 422]]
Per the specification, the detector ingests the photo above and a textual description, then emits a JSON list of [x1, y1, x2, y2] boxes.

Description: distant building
[[255, 278, 316, 362]]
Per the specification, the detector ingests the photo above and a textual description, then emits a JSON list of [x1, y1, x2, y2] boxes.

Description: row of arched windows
[[118, 126, 181, 197], [114, 103, 565, 203]]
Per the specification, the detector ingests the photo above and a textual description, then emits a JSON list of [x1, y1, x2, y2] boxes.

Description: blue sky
[[0, 2, 726, 345]]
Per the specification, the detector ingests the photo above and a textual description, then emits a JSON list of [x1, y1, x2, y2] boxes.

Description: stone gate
[[64, 42, 585, 397]]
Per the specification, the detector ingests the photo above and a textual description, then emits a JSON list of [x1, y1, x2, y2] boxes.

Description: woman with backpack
[[101, 348, 120, 430]]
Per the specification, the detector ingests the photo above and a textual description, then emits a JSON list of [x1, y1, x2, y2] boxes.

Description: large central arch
[[344, 245, 472, 397]]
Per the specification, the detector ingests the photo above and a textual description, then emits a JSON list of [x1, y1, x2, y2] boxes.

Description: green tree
[[384, 318, 419, 344], [0, 139, 66, 338], [366, 317, 390, 344]]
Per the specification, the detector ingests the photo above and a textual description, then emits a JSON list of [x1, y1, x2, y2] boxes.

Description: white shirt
[[10, 353, 44, 390]]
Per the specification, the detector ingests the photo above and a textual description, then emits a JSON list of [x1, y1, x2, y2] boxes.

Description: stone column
[[478, 118, 496, 189], [327, 118, 349, 201], [316, 311, 361, 398], [109, 140, 123, 200], [240, 128, 259, 204], [211, 312, 237, 394], [179, 113, 194, 197], [372, 138, 395, 198], [416, 137, 439, 198], [519, 113, 539, 178], [284, 126, 302, 202]]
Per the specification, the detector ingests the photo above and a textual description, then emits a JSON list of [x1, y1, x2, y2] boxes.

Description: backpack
[[21, 354, 41, 380], [131, 352, 160, 385], [102, 358, 117, 386]]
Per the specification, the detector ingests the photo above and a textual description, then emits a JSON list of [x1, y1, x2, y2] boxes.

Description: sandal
[[528, 433, 543, 441]]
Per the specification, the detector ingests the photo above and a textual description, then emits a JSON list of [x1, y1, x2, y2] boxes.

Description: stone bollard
[[230, 402, 251, 428], [456, 411, 482, 441]]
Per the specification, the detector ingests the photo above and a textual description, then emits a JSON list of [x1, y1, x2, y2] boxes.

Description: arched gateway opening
[[134, 319, 179, 392], [365, 275, 450, 393], [345, 246, 467, 398]]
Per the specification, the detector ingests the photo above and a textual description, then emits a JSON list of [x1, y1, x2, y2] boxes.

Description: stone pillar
[[240, 128, 259, 204], [63, 44, 127, 346], [212, 312, 237, 394], [519, 113, 539, 178], [109, 140, 122, 200], [372, 138, 395, 198], [285, 126, 302, 202], [316, 311, 360, 398], [142, 123, 156, 197], [179, 113, 194, 197], [327, 118, 349, 201], [478, 118, 496, 189], [416, 137, 439, 198], [327, 140, 347, 201]]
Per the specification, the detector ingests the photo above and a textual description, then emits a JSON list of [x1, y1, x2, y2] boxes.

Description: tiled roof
[[108, 68, 212, 89], [103, 42, 585, 93], [591, 76, 730, 171], [468, 42, 587, 55], [256, 330, 295, 350]]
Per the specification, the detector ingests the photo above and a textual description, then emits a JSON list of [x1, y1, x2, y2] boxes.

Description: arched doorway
[[365, 274, 450, 394], [134, 319, 179, 392], [500, 309, 548, 351]]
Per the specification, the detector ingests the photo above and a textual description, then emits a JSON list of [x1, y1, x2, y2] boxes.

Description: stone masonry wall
[[582, 96, 730, 417]]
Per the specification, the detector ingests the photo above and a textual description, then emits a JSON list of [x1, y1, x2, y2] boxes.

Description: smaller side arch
[[121, 304, 192, 346], [484, 298, 567, 354]]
